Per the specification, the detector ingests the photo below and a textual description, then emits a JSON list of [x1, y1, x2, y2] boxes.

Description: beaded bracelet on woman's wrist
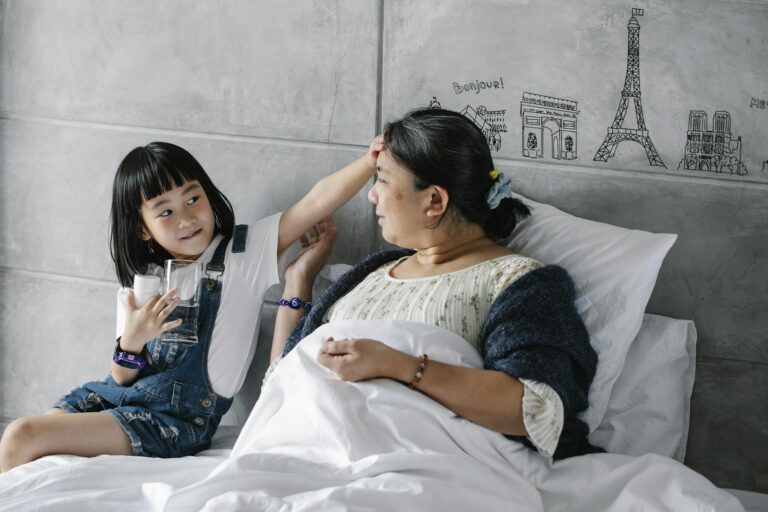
[[409, 354, 429, 389]]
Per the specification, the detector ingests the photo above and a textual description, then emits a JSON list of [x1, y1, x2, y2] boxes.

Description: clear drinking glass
[[160, 259, 202, 344]]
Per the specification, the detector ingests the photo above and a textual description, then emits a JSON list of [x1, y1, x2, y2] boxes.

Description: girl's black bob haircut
[[382, 108, 529, 241], [110, 142, 235, 287]]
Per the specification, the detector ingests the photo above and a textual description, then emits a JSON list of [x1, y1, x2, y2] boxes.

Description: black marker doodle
[[594, 8, 666, 168], [426, 97, 507, 151], [761, 160, 767, 173], [520, 92, 579, 160], [461, 105, 507, 151], [453, 77, 505, 95], [750, 98, 767, 110], [677, 111, 748, 176]]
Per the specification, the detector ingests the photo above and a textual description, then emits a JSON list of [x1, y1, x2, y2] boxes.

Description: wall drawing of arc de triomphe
[[520, 92, 579, 160]]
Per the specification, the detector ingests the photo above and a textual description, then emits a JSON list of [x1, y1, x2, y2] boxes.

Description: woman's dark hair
[[382, 108, 529, 241], [109, 142, 235, 287]]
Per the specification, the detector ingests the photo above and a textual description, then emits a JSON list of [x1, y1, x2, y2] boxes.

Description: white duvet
[[0, 320, 744, 511]]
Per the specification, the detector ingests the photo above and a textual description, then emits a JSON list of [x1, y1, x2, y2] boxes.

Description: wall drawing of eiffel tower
[[594, 8, 666, 168]]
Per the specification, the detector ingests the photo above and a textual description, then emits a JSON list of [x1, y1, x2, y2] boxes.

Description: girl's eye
[[375, 174, 385, 184], [159, 209, 172, 218], [187, 196, 199, 206]]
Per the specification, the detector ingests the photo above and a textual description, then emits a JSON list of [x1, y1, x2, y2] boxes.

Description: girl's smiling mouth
[[180, 228, 202, 241]]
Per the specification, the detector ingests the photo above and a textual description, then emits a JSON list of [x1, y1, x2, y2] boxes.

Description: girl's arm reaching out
[[276, 136, 383, 255], [271, 218, 336, 361]]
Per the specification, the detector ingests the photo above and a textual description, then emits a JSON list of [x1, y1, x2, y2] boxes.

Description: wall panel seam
[[0, 114, 368, 152], [697, 355, 768, 368], [493, 157, 768, 190], [375, 0, 384, 135], [0, 266, 119, 288]]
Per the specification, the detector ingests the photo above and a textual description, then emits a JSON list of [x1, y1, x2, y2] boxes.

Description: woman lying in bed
[[270, 108, 600, 459]]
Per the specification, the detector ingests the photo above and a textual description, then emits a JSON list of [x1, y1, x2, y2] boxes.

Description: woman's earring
[[147, 239, 155, 254]]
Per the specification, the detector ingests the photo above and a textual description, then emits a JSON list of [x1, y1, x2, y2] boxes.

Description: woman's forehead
[[377, 150, 410, 177]]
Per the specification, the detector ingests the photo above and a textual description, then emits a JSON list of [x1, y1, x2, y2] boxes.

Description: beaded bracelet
[[409, 353, 429, 389], [277, 297, 313, 311]]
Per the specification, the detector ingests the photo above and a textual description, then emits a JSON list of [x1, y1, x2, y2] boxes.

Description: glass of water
[[160, 259, 202, 344]]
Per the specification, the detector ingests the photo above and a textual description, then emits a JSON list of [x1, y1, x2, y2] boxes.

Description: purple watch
[[113, 338, 147, 371]]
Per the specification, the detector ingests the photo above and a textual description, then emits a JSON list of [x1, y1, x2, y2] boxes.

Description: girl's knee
[[3, 417, 39, 445], [0, 417, 42, 471]]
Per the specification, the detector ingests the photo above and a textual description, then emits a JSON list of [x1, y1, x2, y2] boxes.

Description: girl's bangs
[[134, 159, 196, 203]]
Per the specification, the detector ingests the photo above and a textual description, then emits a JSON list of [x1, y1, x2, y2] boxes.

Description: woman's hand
[[363, 134, 385, 169], [277, 135, 383, 255], [317, 337, 413, 382], [119, 289, 182, 353], [285, 217, 337, 284]]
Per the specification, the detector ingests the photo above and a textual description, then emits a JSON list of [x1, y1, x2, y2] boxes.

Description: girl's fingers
[[160, 297, 181, 318], [153, 289, 178, 315], [124, 290, 138, 311], [160, 318, 183, 333]]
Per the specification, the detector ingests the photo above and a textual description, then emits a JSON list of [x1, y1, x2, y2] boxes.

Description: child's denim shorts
[[53, 385, 215, 458]]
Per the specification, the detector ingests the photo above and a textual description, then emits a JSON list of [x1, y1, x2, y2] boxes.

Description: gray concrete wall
[[1, 0, 766, 494]]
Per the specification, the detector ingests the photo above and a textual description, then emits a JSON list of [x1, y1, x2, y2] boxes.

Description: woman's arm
[[276, 137, 383, 255], [317, 339, 528, 436]]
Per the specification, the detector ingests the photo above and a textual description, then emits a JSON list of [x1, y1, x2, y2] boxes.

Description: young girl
[[0, 139, 382, 472]]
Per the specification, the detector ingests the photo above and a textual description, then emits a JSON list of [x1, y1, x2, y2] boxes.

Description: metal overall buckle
[[205, 263, 225, 291]]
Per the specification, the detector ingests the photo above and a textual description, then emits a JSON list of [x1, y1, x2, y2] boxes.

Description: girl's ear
[[140, 226, 151, 241], [425, 185, 449, 218]]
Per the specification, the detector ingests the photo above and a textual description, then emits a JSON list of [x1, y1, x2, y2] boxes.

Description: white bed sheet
[[0, 320, 752, 511]]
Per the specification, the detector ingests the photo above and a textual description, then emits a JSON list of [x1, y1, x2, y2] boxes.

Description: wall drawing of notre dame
[[678, 110, 748, 176]]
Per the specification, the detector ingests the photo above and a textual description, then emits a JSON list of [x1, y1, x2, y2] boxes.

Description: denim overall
[[55, 230, 246, 458]]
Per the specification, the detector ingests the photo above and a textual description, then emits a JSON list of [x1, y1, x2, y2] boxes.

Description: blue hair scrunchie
[[486, 172, 514, 209]]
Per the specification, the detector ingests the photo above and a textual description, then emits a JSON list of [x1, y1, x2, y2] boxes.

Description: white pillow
[[590, 314, 696, 461], [507, 193, 677, 432]]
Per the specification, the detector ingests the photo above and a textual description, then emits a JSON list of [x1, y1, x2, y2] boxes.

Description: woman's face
[[140, 179, 216, 260], [368, 150, 432, 247]]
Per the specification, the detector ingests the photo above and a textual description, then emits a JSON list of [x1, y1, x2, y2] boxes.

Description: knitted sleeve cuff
[[520, 378, 565, 458]]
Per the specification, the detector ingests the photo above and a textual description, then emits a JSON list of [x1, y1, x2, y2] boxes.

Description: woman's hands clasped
[[317, 337, 412, 383], [119, 289, 182, 353]]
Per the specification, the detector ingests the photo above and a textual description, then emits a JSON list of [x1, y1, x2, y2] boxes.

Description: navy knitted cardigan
[[283, 249, 602, 459]]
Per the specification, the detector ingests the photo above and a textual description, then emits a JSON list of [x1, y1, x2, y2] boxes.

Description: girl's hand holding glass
[[120, 288, 182, 353]]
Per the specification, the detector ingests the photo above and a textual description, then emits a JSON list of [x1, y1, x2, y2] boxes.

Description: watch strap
[[113, 350, 147, 370], [113, 336, 148, 370]]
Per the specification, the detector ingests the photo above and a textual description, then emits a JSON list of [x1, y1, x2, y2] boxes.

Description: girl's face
[[368, 150, 433, 247], [140, 179, 215, 260]]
